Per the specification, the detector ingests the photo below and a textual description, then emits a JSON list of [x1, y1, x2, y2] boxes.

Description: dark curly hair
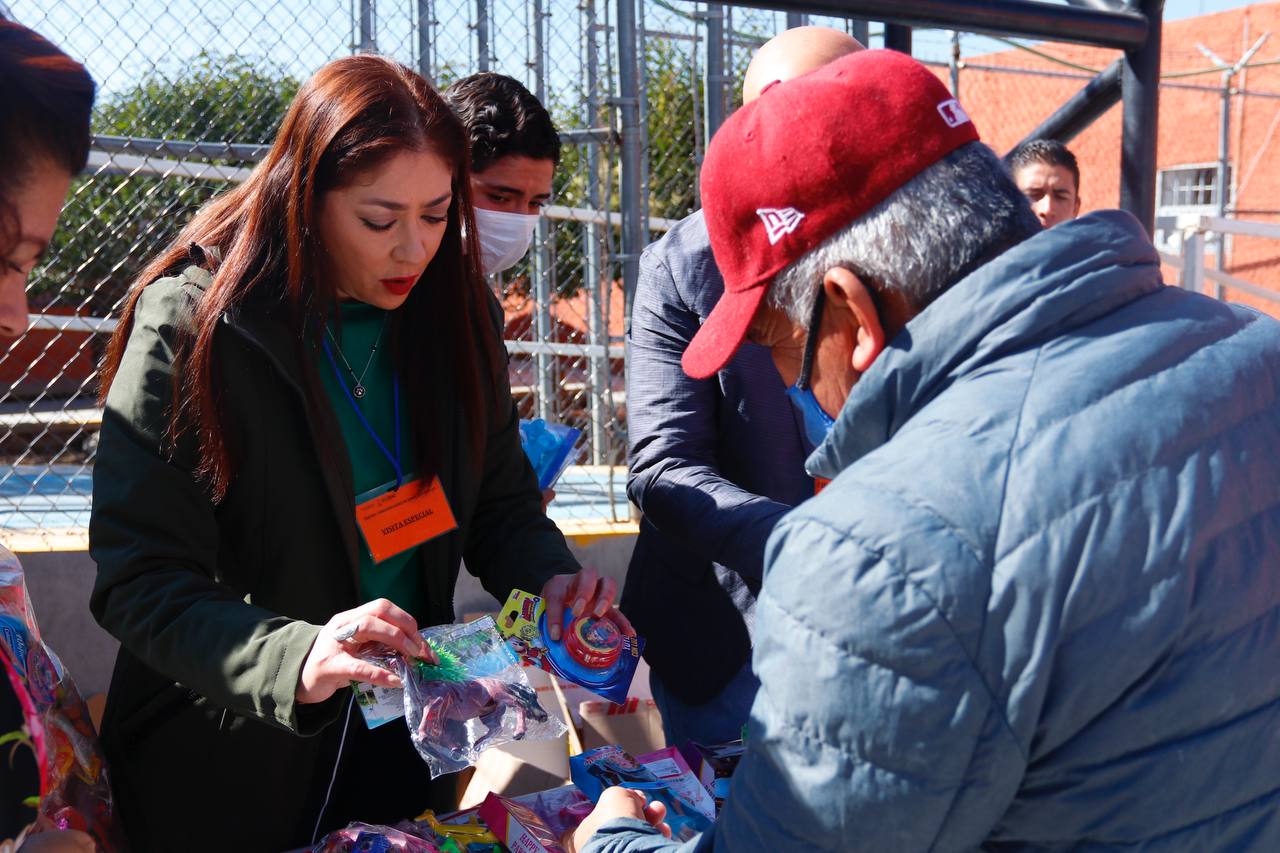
[[443, 72, 560, 174], [0, 20, 96, 255], [1006, 138, 1080, 194]]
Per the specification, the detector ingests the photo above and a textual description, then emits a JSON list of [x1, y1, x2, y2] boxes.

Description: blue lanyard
[[321, 334, 404, 488]]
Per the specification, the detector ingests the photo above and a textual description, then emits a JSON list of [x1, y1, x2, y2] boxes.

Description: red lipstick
[[380, 275, 417, 296]]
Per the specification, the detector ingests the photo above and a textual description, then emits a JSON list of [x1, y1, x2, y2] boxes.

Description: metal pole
[[359, 0, 377, 53], [885, 23, 912, 54], [709, 0, 1148, 49], [1196, 36, 1268, 270], [1008, 58, 1123, 151], [532, 0, 553, 421], [705, 5, 727, 142], [417, 0, 434, 80], [949, 30, 960, 97], [786, 12, 808, 28], [638, 0, 651, 231], [585, 0, 606, 465], [476, 0, 490, 71], [617, 0, 644, 326], [1181, 230, 1204, 293], [1119, 0, 1163, 236], [848, 19, 870, 46], [1215, 70, 1231, 272]]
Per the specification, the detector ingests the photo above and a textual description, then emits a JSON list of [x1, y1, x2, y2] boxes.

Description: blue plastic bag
[[518, 419, 581, 491]]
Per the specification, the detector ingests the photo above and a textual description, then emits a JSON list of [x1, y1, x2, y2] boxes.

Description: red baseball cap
[[682, 49, 980, 380]]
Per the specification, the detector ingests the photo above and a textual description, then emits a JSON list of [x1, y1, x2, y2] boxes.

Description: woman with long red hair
[[90, 54, 625, 849]]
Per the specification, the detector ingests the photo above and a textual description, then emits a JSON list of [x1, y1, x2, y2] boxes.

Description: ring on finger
[[331, 622, 359, 643]]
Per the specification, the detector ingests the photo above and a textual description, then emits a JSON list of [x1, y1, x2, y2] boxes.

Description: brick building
[[948, 2, 1280, 315]]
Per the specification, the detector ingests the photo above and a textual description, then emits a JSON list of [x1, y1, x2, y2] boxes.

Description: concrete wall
[[17, 533, 636, 699]]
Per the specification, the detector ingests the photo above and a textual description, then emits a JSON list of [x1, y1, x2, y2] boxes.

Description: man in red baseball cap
[[620, 24, 864, 761], [573, 49, 1280, 853]]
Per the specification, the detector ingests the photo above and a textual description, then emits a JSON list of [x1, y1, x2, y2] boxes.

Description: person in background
[[443, 72, 559, 278], [90, 55, 625, 851], [621, 26, 862, 750], [1008, 138, 1081, 228], [576, 49, 1280, 852], [0, 19, 111, 853], [444, 72, 563, 510]]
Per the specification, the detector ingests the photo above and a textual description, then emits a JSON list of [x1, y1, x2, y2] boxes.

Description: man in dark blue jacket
[[579, 49, 1280, 853], [623, 26, 862, 748]]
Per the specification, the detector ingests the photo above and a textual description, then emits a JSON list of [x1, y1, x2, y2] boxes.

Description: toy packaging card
[[679, 740, 746, 811], [478, 793, 568, 853], [519, 419, 581, 491], [570, 745, 713, 842], [350, 676, 405, 729], [637, 746, 716, 822], [497, 589, 643, 704], [396, 616, 568, 778]]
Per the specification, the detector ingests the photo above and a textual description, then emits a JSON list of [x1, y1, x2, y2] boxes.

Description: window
[[1154, 164, 1230, 254], [1158, 165, 1227, 211]]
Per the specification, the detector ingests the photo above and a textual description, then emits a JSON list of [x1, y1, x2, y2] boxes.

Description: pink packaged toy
[[0, 549, 125, 850]]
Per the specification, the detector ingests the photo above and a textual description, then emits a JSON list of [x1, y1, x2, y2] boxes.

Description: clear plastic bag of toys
[[1, 548, 126, 851], [311, 822, 443, 852], [395, 616, 566, 778]]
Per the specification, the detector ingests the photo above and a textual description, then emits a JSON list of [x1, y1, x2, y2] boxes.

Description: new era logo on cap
[[684, 50, 981, 381], [756, 207, 806, 244], [937, 98, 970, 129]]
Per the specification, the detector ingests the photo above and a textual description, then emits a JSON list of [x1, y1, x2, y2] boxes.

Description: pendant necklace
[[325, 317, 387, 399]]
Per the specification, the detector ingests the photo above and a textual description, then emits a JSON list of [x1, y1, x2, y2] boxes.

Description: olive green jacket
[[89, 267, 577, 850]]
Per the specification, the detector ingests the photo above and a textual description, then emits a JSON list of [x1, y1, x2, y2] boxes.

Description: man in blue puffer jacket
[[573, 49, 1280, 853]]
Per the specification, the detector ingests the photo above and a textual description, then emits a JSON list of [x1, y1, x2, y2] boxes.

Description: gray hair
[[768, 141, 1040, 327]]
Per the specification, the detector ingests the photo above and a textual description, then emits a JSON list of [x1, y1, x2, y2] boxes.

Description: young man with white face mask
[[443, 73, 559, 276]]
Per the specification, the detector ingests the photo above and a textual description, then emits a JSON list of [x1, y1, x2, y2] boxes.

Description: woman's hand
[[568, 787, 670, 852], [540, 568, 635, 642], [297, 599, 436, 704]]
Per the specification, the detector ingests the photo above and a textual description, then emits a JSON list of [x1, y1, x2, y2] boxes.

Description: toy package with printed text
[[497, 589, 643, 704], [1, 550, 125, 850], [570, 745, 712, 841]]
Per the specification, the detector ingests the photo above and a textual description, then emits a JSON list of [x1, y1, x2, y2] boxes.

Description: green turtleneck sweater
[[316, 300, 424, 617]]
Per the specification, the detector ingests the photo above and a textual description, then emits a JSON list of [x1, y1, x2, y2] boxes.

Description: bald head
[[742, 26, 865, 104]]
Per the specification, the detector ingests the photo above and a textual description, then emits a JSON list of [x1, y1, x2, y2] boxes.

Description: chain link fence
[[5, 1, 1280, 544]]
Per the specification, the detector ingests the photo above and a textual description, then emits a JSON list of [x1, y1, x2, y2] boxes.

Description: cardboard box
[[459, 667, 577, 808], [579, 697, 665, 757]]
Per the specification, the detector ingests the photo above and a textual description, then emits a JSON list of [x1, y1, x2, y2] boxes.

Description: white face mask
[[473, 207, 540, 276]]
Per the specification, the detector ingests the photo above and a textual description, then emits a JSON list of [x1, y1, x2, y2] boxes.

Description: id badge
[[354, 475, 458, 563]]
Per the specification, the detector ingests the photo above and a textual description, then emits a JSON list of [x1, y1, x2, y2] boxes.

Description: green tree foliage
[[34, 54, 298, 315], [509, 35, 702, 301]]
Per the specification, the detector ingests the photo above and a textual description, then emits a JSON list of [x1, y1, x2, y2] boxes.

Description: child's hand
[[569, 787, 671, 852]]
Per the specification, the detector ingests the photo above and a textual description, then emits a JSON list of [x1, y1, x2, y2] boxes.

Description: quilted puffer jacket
[[585, 210, 1280, 852]]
